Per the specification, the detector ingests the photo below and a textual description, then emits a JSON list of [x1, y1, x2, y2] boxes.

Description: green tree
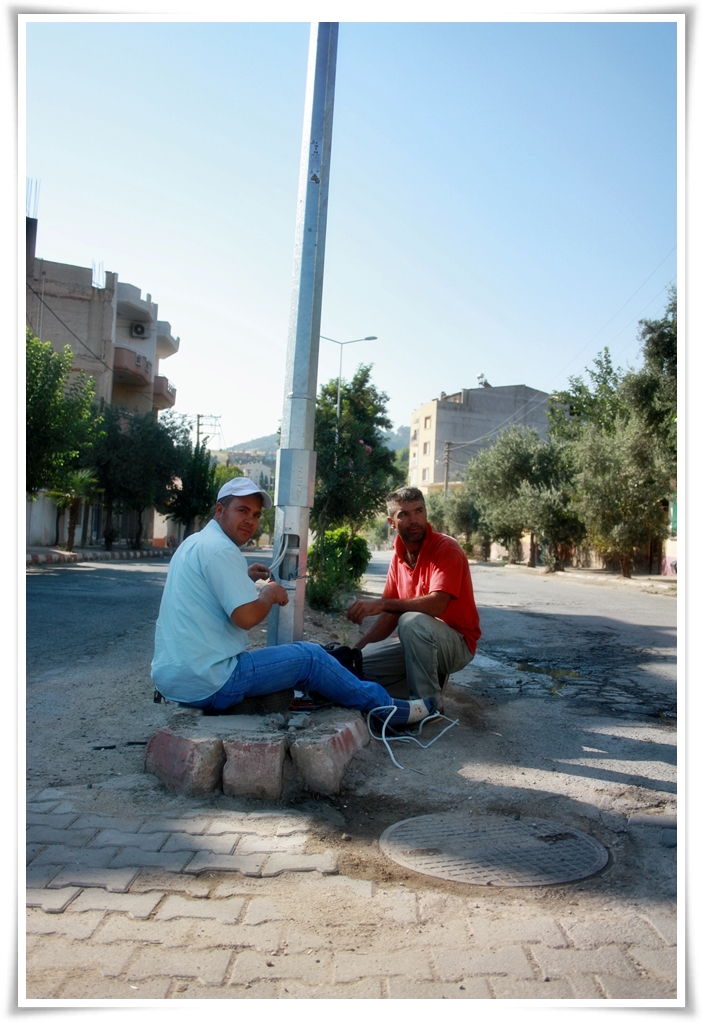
[[26, 329, 99, 497], [549, 348, 626, 441], [91, 409, 186, 550], [90, 406, 127, 549], [308, 364, 402, 607], [621, 287, 677, 470], [465, 427, 548, 557], [312, 365, 402, 536], [165, 436, 218, 539], [213, 463, 244, 491], [46, 469, 99, 552], [571, 416, 670, 577]]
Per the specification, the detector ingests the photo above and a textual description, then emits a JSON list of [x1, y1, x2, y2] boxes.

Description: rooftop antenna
[[26, 178, 41, 218]]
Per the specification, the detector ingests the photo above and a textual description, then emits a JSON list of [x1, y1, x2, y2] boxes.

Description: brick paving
[[24, 790, 679, 1002]]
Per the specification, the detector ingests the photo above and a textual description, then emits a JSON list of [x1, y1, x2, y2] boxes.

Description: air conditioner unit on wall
[[130, 322, 151, 339]]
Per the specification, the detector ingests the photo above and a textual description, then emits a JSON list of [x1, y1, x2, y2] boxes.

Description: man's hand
[[247, 562, 271, 581], [347, 598, 384, 625], [259, 580, 289, 607], [231, 580, 289, 629]]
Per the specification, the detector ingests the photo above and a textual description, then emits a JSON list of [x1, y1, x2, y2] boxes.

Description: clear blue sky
[[25, 16, 679, 448]]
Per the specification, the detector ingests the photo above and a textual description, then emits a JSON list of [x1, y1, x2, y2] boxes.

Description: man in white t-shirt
[[151, 478, 437, 727]]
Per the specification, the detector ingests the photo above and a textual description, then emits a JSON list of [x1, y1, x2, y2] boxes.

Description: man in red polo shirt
[[347, 486, 480, 709]]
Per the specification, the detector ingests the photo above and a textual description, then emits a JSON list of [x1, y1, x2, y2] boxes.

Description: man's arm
[[347, 590, 451, 627], [231, 581, 289, 630], [354, 611, 400, 650]]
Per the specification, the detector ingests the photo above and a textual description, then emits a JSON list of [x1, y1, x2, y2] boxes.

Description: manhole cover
[[379, 813, 608, 887]]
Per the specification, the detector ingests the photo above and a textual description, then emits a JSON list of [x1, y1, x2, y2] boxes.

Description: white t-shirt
[[151, 519, 259, 702]]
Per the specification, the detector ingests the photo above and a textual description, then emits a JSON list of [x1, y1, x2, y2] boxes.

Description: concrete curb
[[27, 549, 173, 566], [145, 711, 371, 798]]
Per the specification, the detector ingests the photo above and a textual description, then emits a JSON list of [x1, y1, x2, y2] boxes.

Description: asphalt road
[[27, 553, 676, 716], [25, 551, 274, 684]]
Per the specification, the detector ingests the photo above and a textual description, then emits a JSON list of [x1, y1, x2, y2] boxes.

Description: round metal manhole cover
[[379, 814, 609, 887]]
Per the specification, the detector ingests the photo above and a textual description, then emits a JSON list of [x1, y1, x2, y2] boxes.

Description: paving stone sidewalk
[[25, 789, 678, 1002]]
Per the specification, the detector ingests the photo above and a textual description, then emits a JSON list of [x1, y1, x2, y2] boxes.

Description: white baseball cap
[[216, 477, 273, 509]]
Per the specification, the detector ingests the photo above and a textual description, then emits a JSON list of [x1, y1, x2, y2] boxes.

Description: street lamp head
[[363, 336, 377, 340]]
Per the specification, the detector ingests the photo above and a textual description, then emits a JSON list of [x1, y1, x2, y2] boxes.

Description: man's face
[[387, 500, 428, 546], [214, 495, 263, 547]]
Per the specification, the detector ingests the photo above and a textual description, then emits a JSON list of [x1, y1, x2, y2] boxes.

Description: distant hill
[[228, 433, 279, 453], [228, 425, 409, 454]]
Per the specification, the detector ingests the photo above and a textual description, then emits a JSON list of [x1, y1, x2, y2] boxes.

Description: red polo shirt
[[383, 523, 481, 654]]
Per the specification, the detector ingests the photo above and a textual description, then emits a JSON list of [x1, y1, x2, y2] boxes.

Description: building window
[[424, 416, 431, 429], [421, 468, 429, 481], [423, 441, 430, 455]]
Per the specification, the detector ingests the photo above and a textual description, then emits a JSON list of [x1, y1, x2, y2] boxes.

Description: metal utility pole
[[267, 22, 339, 646], [195, 414, 220, 445], [443, 442, 452, 499]]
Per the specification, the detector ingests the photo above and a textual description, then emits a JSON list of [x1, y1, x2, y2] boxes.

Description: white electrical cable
[[366, 704, 460, 769], [267, 534, 289, 580]]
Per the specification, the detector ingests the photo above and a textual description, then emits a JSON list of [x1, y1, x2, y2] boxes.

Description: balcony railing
[[153, 375, 176, 410]]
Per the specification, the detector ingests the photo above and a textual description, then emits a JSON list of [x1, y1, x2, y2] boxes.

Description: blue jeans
[[182, 641, 394, 713]]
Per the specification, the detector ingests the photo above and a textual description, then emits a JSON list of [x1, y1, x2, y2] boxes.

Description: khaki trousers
[[361, 612, 473, 704]]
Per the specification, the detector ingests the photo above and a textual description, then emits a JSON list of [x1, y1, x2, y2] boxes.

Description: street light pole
[[267, 22, 338, 648], [320, 335, 378, 417]]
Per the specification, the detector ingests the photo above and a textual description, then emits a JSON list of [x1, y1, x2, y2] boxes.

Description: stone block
[[290, 714, 369, 795], [470, 916, 567, 948], [562, 916, 664, 950], [628, 947, 677, 980], [26, 865, 63, 889], [387, 977, 491, 998], [281, 978, 384, 998], [58, 976, 173, 999], [144, 728, 225, 795], [598, 976, 676, 998], [27, 938, 132, 977], [490, 977, 576, 999], [433, 946, 534, 982], [261, 852, 338, 876], [26, 887, 82, 913], [67, 888, 165, 918], [92, 915, 193, 947], [334, 950, 433, 983], [222, 735, 287, 799], [183, 852, 267, 875], [531, 945, 637, 979], [640, 911, 677, 946], [127, 946, 232, 985], [155, 894, 245, 923], [236, 833, 307, 854], [47, 866, 140, 893], [229, 949, 333, 985], [161, 832, 240, 854], [26, 908, 105, 939]]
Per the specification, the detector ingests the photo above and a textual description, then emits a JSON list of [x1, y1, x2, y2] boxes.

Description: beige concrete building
[[408, 383, 550, 493], [26, 217, 179, 417], [26, 217, 182, 547]]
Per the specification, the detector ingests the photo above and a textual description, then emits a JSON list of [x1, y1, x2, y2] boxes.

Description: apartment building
[[26, 217, 182, 546], [26, 217, 179, 416], [409, 383, 550, 492]]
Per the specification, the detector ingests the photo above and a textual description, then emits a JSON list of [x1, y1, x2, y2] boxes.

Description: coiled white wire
[[366, 704, 459, 769]]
